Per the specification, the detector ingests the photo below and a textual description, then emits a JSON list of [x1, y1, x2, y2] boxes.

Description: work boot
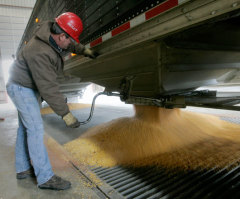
[[38, 175, 71, 190], [16, 167, 35, 179]]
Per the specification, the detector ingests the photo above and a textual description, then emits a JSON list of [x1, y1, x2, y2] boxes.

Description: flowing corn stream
[[62, 105, 240, 170]]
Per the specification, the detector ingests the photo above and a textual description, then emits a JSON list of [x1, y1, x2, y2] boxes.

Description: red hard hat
[[55, 12, 83, 43]]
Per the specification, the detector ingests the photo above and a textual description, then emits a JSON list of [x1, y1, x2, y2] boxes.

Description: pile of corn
[[64, 105, 240, 170]]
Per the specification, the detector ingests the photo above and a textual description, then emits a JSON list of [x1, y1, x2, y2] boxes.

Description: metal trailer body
[[19, 0, 240, 109]]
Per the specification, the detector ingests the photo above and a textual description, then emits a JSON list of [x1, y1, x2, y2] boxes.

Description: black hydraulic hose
[[79, 91, 122, 125], [78, 91, 165, 125]]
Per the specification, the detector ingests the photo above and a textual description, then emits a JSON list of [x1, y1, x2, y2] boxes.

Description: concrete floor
[[0, 101, 239, 199]]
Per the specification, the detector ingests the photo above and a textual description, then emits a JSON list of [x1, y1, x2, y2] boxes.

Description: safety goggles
[[65, 34, 77, 44]]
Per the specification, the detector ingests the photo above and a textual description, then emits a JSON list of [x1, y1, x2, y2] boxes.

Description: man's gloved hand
[[83, 48, 99, 59], [62, 112, 80, 128]]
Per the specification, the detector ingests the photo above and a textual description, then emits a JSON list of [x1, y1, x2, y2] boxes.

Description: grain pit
[[64, 105, 240, 170]]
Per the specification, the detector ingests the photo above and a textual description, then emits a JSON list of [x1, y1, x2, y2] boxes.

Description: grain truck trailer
[[18, 0, 240, 111]]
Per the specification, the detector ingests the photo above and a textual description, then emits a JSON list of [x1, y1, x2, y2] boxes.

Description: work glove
[[62, 112, 80, 128], [83, 48, 99, 59]]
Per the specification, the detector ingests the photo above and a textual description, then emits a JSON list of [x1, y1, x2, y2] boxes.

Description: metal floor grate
[[85, 115, 240, 199], [91, 163, 240, 199]]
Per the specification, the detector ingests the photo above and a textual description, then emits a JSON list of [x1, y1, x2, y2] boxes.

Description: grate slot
[[113, 176, 149, 190], [97, 167, 127, 177], [112, 168, 168, 191], [93, 168, 109, 175], [147, 193, 169, 199], [92, 166, 109, 172], [133, 186, 164, 199], [106, 172, 136, 184], [108, 168, 155, 186], [100, 168, 133, 180], [146, 192, 170, 199], [124, 174, 169, 199], [95, 166, 123, 176], [121, 171, 165, 196]]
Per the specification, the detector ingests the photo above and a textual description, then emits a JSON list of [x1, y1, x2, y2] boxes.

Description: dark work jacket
[[8, 21, 85, 116]]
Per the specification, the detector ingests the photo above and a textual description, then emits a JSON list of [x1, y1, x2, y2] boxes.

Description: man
[[6, 12, 97, 190]]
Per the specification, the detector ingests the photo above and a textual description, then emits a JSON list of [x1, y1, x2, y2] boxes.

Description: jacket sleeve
[[67, 43, 85, 54], [24, 51, 70, 117]]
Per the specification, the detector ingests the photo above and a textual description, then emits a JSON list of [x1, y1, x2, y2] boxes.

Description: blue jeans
[[6, 82, 54, 185]]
